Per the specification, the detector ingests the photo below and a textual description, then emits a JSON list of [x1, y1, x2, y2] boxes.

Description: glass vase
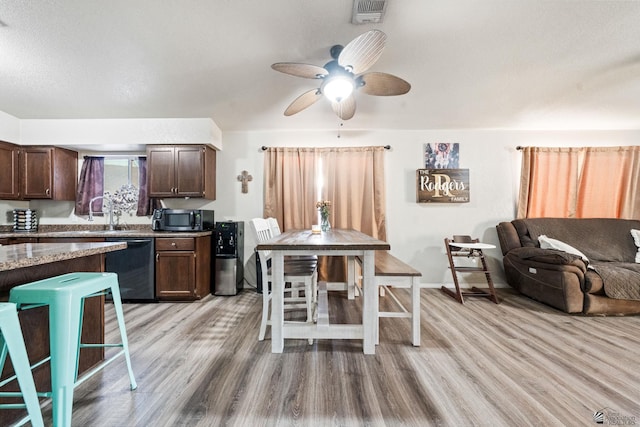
[[320, 214, 331, 232]]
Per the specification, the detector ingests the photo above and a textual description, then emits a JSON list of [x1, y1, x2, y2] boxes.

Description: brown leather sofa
[[496, 218, 640, 315]]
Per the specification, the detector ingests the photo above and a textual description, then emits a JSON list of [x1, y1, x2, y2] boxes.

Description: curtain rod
[[83, 154, 146, 158], [261, 145, 391, 151], [516, 146, 524, 150]]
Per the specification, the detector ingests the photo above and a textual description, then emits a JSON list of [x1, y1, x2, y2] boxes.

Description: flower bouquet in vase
[[316, 200, 331, 232]]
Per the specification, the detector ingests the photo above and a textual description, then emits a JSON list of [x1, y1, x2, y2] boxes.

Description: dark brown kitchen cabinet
[[146, 145, 216, 199], [0, 142, 77, 201], [0, 141, 21, 199], [155, 235, 211, 300], [21, 146, 78, 200]]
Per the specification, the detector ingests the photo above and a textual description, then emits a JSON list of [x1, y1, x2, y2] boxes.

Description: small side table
[[441, 236, 499, 304]]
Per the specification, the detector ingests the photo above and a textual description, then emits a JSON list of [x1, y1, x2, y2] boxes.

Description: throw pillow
[[538, 235, 590, 263], [631, 229, 640, 263]]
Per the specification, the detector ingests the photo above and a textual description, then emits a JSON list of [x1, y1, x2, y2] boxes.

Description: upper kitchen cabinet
[[147, 145, 216, 199], [0, 143, 77, 200], [21, 146, 78, 200], [0, 141, 20, 199]]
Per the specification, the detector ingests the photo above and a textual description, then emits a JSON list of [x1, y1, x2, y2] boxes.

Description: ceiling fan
[[271, 30, 411, 120]]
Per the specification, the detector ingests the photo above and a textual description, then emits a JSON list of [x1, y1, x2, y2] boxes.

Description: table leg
[[411, 277, 421, 346], [362, 250, 376, 354], [271, 252, 285, 353], [347, 256, 355, 300]]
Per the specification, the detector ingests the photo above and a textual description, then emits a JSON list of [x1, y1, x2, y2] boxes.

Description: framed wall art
[[416, 168, 470, 203], [424, 143, 459, 169]]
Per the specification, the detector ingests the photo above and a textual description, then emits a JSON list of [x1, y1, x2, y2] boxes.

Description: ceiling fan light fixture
[[272, 29, 410, 119], [321, 76, 355, 103]]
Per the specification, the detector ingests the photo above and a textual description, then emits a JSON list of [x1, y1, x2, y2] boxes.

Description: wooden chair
[[249, 218, 318, 342], [442, 235, 499, 304], [266, 217, 318, 265], [266, 217, 282, 237]]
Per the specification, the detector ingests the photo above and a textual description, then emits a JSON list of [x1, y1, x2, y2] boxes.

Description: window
[[104, 157, 139, 195], [76, 155, 156, 218]]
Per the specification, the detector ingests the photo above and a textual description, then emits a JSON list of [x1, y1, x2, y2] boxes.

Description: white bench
[[357, 252, 423, 346]]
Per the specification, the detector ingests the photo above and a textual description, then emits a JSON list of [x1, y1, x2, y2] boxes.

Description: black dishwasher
[[105, 237, 156, 302]]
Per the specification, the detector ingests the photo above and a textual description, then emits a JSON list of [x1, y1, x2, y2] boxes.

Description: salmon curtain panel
[[517, 146, 640, 219], [263, 147, 319, 231], [263, 146, 387, 281], [320, 146, 387, 281]]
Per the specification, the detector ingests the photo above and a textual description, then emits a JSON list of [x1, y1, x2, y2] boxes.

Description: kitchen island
[[0, 241, 126, 424]]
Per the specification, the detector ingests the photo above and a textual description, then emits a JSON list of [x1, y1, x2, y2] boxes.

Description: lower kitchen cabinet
[[155, 236, 211, 300]]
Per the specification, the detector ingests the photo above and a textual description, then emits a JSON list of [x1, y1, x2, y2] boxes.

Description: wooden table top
[[256, 229, 390, 251]]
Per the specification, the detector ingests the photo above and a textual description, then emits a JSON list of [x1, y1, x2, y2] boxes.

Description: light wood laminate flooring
[[45, 288, 640, 426]]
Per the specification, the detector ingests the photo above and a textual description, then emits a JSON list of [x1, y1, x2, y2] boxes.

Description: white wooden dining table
[[256, 228, 390, 354]]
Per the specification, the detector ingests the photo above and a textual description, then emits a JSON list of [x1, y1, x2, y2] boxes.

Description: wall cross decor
[[237, 170, 253, 193]]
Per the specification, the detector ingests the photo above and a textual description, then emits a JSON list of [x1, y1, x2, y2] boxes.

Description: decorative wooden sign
[[416, 169, 470, 203]]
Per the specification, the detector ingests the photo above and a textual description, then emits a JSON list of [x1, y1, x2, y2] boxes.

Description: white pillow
[[631, 229, 640, 263], [538, 235, 589, 263]]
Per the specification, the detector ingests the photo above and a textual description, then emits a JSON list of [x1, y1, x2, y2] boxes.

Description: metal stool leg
[[0, 303, 45, 427], [48, 292, 82, 427], [109, 282, 137, 390]]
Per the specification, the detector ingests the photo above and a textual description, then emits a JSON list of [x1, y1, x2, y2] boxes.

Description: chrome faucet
[[88, 195, 115, 230]]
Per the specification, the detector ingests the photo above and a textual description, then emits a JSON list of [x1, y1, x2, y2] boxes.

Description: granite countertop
[[0, 242, 127, 272], [0, 227, 213, 239]]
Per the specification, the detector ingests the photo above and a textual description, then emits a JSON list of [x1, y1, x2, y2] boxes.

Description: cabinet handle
[[45, 188, 50, 195], [156, 254, 159, 262], [171, 242, 176, 246]]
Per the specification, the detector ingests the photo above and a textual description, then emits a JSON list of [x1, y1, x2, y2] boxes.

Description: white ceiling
[[2, 1, 640, 132]]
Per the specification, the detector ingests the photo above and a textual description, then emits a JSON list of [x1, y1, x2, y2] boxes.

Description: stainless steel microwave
[[151, 209, 214, 232]]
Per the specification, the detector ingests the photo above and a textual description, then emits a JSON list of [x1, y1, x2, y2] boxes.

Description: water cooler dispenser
[[214, 221, 244, 296]]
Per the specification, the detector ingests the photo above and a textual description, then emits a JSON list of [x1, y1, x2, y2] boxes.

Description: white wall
[[20, 118, 223, 150], [214, 129, 640, 288], [0, 111, 20, 143]]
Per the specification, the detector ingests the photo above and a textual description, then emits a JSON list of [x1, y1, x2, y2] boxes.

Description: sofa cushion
[[631, 229, 640, 263], [512, 218, 640, 263], [538, 235, 589, 263], [590, 261, 640, 301], [512, 246, 585, 266]]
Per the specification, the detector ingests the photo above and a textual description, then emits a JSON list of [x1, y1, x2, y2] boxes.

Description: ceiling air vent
[[351, 0, 388, 24]]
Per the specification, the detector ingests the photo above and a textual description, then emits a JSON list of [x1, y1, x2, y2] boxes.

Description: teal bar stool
[[9, 272, 137, 427], [0, 302, 44, 427]]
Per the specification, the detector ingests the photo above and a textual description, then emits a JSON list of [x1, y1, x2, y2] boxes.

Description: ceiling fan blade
[[338, 30, 387, 75], [284, 89, 322, 116], [358, 72, 411, 96], [331, 95, 356, 120], [272, 62, 328, 79]]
